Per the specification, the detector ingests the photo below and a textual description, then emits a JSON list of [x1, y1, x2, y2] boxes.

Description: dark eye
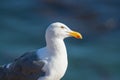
[[61, 26, 64, 29]]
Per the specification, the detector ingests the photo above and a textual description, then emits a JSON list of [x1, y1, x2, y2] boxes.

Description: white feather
[[36, 22, 72, 80]]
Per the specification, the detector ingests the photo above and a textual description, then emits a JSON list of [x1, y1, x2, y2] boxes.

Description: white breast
[[47, 55, 68, 80], [37, 47, 68, 80]]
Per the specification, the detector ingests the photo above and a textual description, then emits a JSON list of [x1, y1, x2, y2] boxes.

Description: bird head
[[46, 22, 82, 40]]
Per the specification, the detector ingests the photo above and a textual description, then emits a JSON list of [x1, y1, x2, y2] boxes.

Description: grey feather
[[0, 51, 45, 80]]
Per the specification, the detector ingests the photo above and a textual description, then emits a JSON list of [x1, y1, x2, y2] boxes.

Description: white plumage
[[36, 22, 82, 80]]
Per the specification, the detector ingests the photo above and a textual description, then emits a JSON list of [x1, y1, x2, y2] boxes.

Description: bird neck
[[46, 37, 67, 56]]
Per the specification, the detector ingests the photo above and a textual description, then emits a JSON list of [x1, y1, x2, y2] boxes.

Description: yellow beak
[[69, 31, 83, 39]]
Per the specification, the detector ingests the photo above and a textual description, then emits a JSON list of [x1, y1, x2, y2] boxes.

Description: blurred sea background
[[0, 0, 120, 80]]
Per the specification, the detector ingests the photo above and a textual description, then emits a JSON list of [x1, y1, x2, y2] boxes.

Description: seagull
[[0, 22, 82, 80]]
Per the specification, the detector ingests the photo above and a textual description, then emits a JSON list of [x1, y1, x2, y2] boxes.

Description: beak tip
[[69, 31, 83, 39], [76, 33, 83, 39], [78, 35, 83, 39]]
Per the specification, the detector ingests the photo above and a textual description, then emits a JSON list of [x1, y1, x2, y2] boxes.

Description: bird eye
[[61, 26, 64, 29]]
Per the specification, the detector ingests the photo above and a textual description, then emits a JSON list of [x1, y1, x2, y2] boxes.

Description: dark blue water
[[0, 0, 120, 80]]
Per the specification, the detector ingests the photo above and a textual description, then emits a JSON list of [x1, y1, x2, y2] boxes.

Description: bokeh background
[[0, 0, 120, 80]]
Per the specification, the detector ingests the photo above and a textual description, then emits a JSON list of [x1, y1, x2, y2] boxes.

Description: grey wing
[[0, 51, 46, 80]]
